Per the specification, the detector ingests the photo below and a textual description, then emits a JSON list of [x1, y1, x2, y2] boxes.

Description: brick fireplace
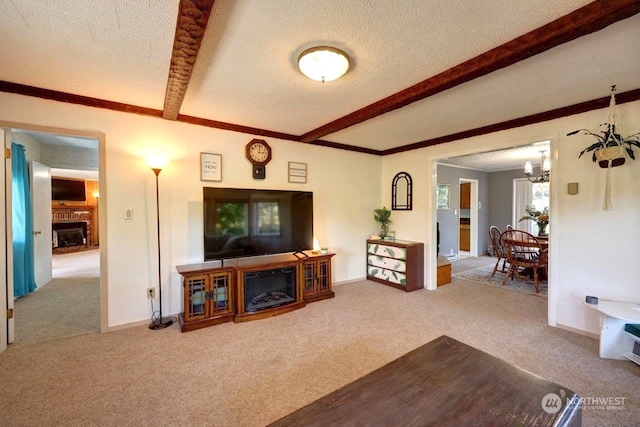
[[52, 206, 94, 253]]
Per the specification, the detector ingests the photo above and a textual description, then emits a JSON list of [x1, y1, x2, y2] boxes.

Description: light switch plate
[[124, 208, 134, 220]]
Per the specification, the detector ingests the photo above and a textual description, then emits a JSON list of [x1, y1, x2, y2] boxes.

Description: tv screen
[[51, 178, 86, 201], [203, 187, 313, 261]]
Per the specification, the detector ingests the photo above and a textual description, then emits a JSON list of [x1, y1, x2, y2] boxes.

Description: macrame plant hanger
[[600, 86, 624, 211]]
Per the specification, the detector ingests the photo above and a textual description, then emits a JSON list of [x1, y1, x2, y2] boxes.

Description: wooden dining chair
[[505, 224, 514, 230], [500, 229, 548, 293], [488, 226, 507, 276]]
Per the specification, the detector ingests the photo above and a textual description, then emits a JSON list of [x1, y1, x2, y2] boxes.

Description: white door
[[2, 129, 15, 350], [30, 161, 52, 287], [1, 129, 7, 352]]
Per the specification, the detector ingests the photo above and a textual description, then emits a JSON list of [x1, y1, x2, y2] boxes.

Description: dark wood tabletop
[[269, 335, 581, 427]]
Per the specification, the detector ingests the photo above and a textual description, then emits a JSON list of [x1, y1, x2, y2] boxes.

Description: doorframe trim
[[0, 120, 108, 334]]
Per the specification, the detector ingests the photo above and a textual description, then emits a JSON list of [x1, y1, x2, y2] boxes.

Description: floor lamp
[[148, 158, 173, 330]]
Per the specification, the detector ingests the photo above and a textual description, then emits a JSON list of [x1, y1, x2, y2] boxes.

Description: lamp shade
[[146, 155, 168, 170], [298, 46, 350, 82], [524, 161, 533, 175]]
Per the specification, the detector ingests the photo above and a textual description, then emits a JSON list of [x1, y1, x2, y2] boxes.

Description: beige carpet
[[12, 249, 100, 347], [1, 275, 638, 426]]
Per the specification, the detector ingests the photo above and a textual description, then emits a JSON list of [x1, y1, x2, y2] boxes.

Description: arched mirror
[[392, 172, 412, 210]]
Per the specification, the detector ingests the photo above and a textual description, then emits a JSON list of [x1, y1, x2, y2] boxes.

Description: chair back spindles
[[499, 229, 548, 293]]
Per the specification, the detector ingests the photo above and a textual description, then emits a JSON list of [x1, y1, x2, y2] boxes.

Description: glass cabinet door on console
[[302, 254, 334, 302], [184, 273, 208, 322], [302, 261, 318, 297], [179, 268, 235, 331]]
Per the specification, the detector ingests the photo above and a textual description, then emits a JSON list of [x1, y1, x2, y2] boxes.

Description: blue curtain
[[12, 143, 37, 297]]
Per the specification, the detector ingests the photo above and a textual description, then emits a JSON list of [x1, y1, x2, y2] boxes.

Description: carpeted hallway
[[0, 271, 638, 426]]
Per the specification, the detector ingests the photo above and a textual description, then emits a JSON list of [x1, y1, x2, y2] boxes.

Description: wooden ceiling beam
[[383, 88, 640, 155], [162, 0, 216, 120], [299, 0, 640, 143]]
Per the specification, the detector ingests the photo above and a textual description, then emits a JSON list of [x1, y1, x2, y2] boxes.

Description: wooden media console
[[176, 251, 334, 332]]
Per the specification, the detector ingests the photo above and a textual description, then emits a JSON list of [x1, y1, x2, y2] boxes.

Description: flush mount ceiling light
[[298, 46, 350, 83]]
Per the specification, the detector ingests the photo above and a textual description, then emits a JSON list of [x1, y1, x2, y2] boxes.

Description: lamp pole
[[149, 166, 173, 330]]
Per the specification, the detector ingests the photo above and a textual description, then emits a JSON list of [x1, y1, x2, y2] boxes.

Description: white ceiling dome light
[[298, 46, 350, 83]]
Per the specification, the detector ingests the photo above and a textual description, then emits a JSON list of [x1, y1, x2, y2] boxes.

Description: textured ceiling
[[14, 130, 98, 150], [438, 141, 551, 172], [0, 0, 638, 157]]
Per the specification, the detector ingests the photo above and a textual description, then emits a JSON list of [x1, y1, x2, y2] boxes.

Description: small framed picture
[[437, 184, 450, 210], [201, 153, 222, 182], [288, 162, 307, 184]]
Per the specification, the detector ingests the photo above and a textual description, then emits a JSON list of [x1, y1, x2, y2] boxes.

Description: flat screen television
[[203, 187, 313, 261], [51, 178, 86, 201]]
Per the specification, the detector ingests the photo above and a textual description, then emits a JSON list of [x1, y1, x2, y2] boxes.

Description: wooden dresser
[[366, 239, 424, 291]]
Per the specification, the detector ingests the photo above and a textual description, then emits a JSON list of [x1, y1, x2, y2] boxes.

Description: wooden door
[[460, 182, 471, 209], [460, 226, 470, 251]]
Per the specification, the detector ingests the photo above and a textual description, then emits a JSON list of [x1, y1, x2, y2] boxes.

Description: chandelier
[[524, 151, 550, 183]]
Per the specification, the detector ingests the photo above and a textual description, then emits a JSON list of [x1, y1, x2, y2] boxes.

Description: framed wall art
[[437, 184, 450, 210], [201, 153, 222, 182], [288, 162, 307, 184]]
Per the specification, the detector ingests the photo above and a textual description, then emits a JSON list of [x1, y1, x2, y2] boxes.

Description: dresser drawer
[[367, 242, 407, 260], [367, 265, 407, 286], [367, 254, 407, 272]]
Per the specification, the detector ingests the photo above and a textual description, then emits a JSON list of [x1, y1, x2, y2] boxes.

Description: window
[[531, 182, 549, 213], [254, 201, 281, 236], [513, 180, 549, 234]]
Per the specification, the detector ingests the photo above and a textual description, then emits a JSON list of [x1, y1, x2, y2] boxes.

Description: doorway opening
[[4, 124, 106, 348], [433, 139, 553, 297]]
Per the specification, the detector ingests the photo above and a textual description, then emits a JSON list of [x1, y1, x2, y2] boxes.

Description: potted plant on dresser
[[373, 206, 392, 239]]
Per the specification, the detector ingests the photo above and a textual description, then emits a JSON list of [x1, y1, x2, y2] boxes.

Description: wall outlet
[[147, 287, 155, 299]]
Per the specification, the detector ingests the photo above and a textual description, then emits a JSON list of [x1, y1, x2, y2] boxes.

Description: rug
[[452, 263, 547, 296]]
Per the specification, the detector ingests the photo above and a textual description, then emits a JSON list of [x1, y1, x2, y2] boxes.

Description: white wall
[[382, 99, 640, 335], [3, 90, 639, 335], [0, 92, 381, 328]]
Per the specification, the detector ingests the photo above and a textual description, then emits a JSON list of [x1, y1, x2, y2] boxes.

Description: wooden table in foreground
[[269, 336, 581, 426]]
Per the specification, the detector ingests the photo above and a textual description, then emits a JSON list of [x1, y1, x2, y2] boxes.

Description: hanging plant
[[567, 85, 640, 210]]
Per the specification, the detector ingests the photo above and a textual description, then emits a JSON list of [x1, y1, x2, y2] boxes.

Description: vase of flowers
[[519, 205, 549, 236]]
